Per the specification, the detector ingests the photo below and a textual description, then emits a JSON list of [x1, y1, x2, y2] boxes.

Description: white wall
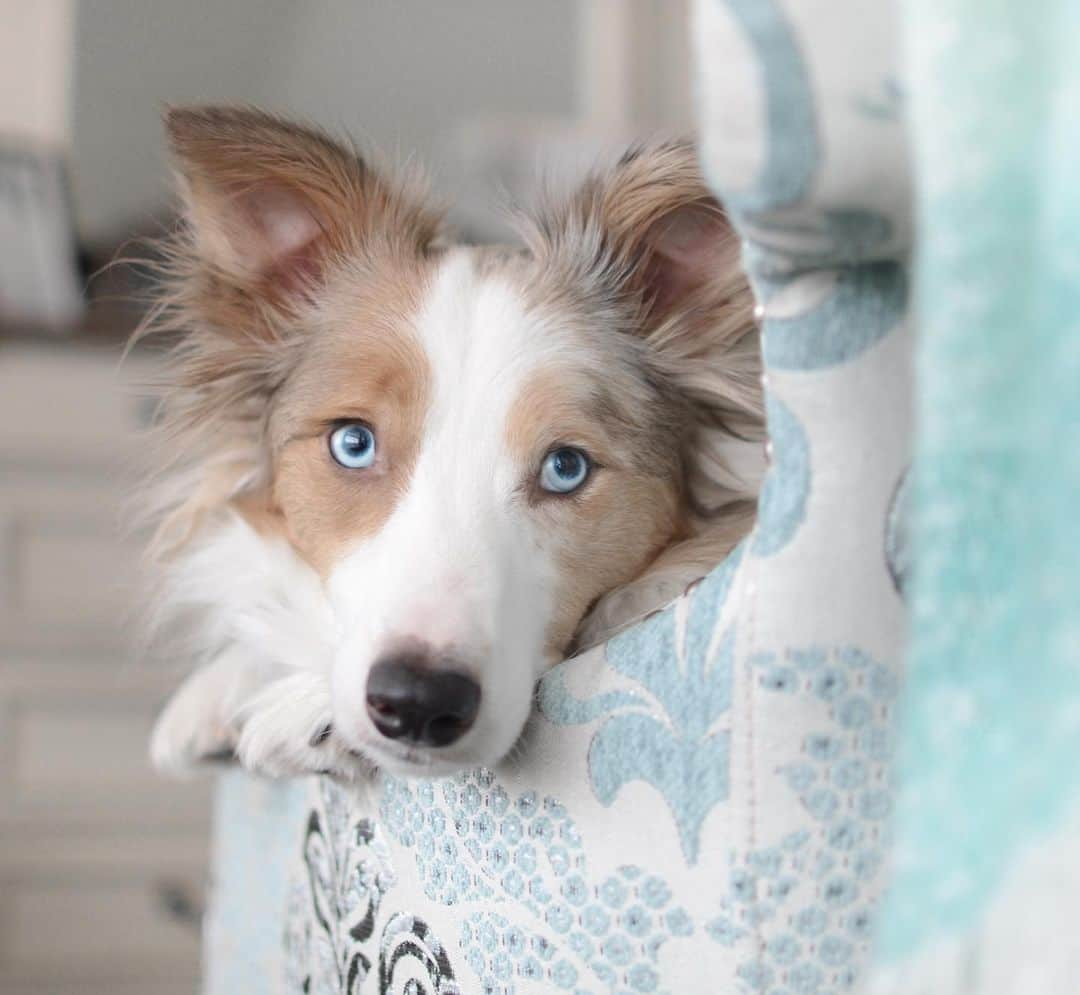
[[0, 0, 75, 146], [70, 0, 579, 240]]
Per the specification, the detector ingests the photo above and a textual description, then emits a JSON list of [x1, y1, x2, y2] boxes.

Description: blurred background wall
[[72, 0, 692, 245], [0, 2, 74, 146], [0, 3, 689, 992], [71, 0, 579, 241]]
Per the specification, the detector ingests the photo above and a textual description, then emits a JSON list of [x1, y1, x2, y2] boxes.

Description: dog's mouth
[[337, 732, 471, 780], [333, 713, 532, 780], [309, 717, 442, 774], [356, 738, 435, 770]]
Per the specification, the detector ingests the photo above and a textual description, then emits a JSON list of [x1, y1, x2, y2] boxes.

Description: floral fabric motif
[[285, 779, 396, 994], [718, 646, 898, 995], [761, 263, 907, 371], [538, 546, 743, 863], [379, 769, 692, 994], [753, 398, 810, 557], [285, 779, 460, 995], [379, 913, 460, 995]]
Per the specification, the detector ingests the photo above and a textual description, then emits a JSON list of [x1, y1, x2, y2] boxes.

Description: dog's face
[[271, 252, 687, 773], [150, 108, 759, 776]]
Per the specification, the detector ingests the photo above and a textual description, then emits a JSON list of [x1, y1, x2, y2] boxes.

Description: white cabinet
[[0, 342, 211, 994]]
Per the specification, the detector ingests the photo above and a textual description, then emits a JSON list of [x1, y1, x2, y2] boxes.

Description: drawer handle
[[155, 879, 203, 931]]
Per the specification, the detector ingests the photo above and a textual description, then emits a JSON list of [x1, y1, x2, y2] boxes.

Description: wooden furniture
[[0, 340, 211, 995]]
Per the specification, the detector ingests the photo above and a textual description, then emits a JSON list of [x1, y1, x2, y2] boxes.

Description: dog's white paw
[[235, 672, 367, 780], [150, 653, 269, 775], [153, 656, 367, 781]]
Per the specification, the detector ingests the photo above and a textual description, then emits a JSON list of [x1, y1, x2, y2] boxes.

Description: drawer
[[0, 342, 162, 654], [0, 344, 208, 995], [3, 983, 197, 995], [0, 470, 142, 653], [0, 672, 213, 831], [0, 343, 157, 469], [3, 983, 196, 995], [0, 857, 203, 989]]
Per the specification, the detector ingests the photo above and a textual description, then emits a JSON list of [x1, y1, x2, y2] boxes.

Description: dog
[[140, 106, 764, 781]]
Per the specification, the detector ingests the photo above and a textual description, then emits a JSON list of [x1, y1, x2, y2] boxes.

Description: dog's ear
[[524, 143, 759, 424], [165, 105, 441, 301], [525, 143, 764, 526], [522, 142, 745, 334], [136, 108, 442, 555]]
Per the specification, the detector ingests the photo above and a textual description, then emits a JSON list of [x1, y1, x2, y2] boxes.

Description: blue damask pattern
[[762, 263, 908, 370], [716, 645, 898, 995], [538, 546, 743, 863], [753, 398, 810, 557], [716, 0, 818, 214], [379, 769, 693, 994]]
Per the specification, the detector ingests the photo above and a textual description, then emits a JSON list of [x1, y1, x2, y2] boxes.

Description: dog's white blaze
[[327, 250, 560, 770]]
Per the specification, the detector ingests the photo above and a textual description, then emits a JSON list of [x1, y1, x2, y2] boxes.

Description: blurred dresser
[[0, 341, 212, 995]]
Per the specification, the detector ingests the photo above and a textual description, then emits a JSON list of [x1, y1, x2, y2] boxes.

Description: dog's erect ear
[[165, 105, 441, 297], [523, 142, 744, 332], [525, 143, 764, 529], [135, 109, 442, 555]]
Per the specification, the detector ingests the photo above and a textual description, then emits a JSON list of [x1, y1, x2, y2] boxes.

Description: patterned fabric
[[206, 2, 914, 992]]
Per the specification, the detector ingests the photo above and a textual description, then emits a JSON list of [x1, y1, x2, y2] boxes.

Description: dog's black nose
[[365, 656, 481, 748]]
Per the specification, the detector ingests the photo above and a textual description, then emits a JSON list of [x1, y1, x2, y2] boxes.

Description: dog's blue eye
[[329, 423, 376, 469], [539, 447, 590, 494]]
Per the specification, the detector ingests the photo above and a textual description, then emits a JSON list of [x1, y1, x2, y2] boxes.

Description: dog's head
[[146, 107, 760, 776]]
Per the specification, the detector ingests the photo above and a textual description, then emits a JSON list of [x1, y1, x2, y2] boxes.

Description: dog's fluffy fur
[[139, 106, 764, 779]]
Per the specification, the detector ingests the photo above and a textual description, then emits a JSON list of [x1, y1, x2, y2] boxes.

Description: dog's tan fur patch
[[506, 365, 683, 653], [135, 107, 444, 558], [269, 256, 435, 575], [505, 142, 764, 646]]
